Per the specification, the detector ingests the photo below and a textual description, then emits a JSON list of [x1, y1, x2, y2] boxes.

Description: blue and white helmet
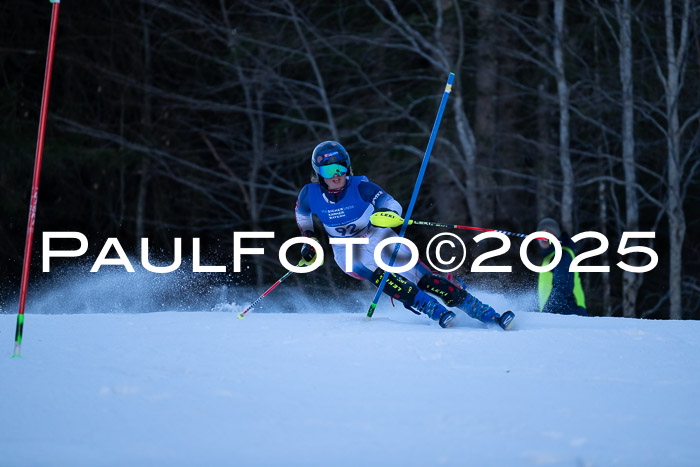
[[311, 141, 351, 179]]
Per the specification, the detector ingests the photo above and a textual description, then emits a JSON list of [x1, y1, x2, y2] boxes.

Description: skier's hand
[[300, 230, 318, 263], [300, 242, 317, 262], [370, 208, 402, 228]]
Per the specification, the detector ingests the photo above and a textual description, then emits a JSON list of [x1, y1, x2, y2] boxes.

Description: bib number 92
[[335, 224, 358, 237]]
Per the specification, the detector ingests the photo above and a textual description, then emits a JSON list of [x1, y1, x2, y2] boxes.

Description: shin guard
[[370, 268, 419, 311], [417, 273, 466, 307]]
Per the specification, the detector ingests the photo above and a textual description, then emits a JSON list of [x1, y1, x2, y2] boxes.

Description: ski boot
[[499, 311, 515, 330], [412, 290, 456, 329], [416, 273, 514, 330], [459, 292, 499, 322], [457, 288, 515, 330]]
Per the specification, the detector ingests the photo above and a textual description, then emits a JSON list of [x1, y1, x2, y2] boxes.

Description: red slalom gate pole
[[13, 0, 62, 358]]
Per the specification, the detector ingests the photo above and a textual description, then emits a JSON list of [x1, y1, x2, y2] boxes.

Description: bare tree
[[616, 0, 646, 318], [657, 0, 693, 319], [616, 0, 642, 318], [594, 0, 643, 317], [474, 0, 499, 225], [553, 0, 574, 234], [633, 0, 700, 318], [364, 0, 484, 225], [136, 0, 153, 243], [535, 0, 554, 222]]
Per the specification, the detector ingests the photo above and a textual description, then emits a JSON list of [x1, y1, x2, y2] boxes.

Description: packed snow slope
[[1, 283, 700, 466]]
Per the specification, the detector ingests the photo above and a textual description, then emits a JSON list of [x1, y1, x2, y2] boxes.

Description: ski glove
[[370, 208, 401, 228], [375, 207, 398, 215], [300, 230, 318, 263]]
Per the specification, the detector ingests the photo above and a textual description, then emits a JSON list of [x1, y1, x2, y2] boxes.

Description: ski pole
[[237, 269, 296, 319], [366, 72, 455, 319], [13, 0, 62, 358], [369, 211, 548, 241], [237, 255, 317, 319]]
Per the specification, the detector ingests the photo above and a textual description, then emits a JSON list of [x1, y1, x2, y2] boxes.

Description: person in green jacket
[[536, 217, 587, 316]]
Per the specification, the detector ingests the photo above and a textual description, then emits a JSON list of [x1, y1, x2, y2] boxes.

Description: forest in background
[[1, 0, 698, 319]]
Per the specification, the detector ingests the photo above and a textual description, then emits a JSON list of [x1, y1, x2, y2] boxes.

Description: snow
[[1, 274, 700, 466]]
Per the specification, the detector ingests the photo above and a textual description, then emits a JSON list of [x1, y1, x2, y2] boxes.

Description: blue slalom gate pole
[[366, 72, 455, 319]]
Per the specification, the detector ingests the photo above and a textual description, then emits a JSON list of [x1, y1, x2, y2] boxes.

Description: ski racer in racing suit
[[295, 141, 514, 329]]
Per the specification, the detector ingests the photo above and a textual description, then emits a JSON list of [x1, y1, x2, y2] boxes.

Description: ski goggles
[[318, 163, 348, 179]]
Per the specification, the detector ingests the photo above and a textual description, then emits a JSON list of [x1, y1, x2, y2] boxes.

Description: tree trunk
[[535, 0, 553, 221], [452, 92, 482, 226], [136, 0, 152, 244], [617, 0, 643, 318], [663, 0, 689, 319], [553, 0, 574, 234], [496, 0, 520, 224], [474, 0, 498, 225], [237, 64, 266, 287]]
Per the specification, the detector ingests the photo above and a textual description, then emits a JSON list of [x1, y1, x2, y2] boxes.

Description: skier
[[295, 140, 514, 329], [536, 217, 587, 316]]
